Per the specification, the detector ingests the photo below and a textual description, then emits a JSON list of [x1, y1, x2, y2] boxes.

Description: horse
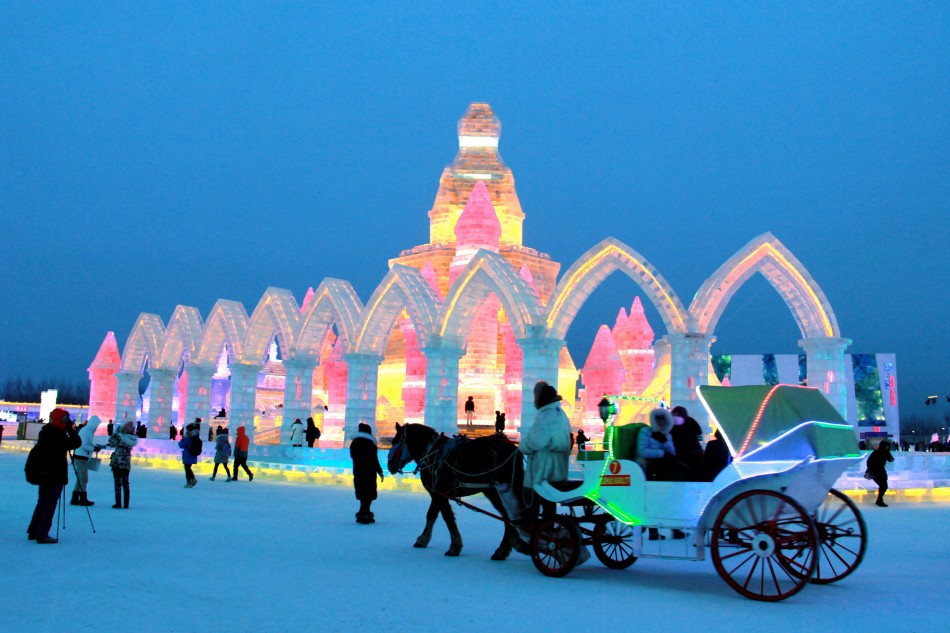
[[388, 422, 531, 560]]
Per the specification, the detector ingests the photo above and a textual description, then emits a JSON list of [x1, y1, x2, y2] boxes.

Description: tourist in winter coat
[[72, 415, 104, 507], [305, 417, 321, 448], [289, 419, 304, 447], [211, 428, 232, 481], [178, 423, 201, 488], [867, 440, 894, 507], [230, 425, 254, 481], [107, 421, 138, 508], [521, 382, 572, 490], [27, 408, 82, 544], [670, 405, 704, 474], [350, 423, 384, 524], [637, 408, 691, 481], [701, 428, 732, 481]]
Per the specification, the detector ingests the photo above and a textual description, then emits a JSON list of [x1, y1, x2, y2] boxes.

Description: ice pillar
[[343, 353, 383, 441], [667, 333, 714, 431], [799, 337, 851, 421], [282, 359, 315, 443], [229, 363, 260, 443], [184, 365, 214, 425], [517, 336, 563, 436], [422, 346, 464, 435], [87, 332, 121, 423], [115, 370, 140, 424], [146, 369, 176, 435]]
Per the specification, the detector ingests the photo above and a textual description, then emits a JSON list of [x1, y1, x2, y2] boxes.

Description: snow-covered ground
[[1, 451, 946, 633]]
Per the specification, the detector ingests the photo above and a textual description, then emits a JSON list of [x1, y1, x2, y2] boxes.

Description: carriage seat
[[547, 479, 584, 493], [611, 423, 649, 464]]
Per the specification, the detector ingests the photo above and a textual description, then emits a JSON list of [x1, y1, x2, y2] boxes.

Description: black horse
[[388, 422, 531, 559]]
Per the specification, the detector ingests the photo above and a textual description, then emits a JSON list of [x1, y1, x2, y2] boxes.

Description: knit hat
[[670, 406, 688, 418], [533, 382, 561, 410], [49, 408, 70, 430], [358, 423, 372, 434], [122, 421, 135, 434]]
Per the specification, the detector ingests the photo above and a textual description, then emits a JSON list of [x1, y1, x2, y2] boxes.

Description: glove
[[651, 431, 667, 442]]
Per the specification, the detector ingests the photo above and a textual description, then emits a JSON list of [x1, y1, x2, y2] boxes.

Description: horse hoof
[[491, 550, 510, 561], [445, 546, 462, 557], [413, 541, 428, 549]]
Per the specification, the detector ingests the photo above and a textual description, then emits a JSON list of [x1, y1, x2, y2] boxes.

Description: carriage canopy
[[697, 385, 860, 462]]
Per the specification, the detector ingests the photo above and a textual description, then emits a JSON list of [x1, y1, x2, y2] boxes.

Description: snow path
[[1, 452, 945, 633]]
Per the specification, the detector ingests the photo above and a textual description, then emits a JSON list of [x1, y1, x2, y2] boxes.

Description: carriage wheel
[[807, 489, 867, 584], [592, 519, 638, 569], [531, 516, 582, 578], [711, 490, 818, 601]]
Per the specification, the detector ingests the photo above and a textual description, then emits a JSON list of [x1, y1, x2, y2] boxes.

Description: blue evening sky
[[1, 2, 947, 416]]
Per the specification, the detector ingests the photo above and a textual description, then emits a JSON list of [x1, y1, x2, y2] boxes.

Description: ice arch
[[354, 264, 442, 355], [194, 300, 250, 366], [120, 313, 167, 372], [546, 238, 691, 340], [157, 306, 204, 371], [439, 250, 544, 345], [689, 232, 839, 339], [294, 279, 363, 360], [243, 288, 303, 364]]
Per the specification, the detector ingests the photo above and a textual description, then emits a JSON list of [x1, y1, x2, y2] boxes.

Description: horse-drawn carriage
[[388, 384, 867, 602], [530, 384, 868, 600]]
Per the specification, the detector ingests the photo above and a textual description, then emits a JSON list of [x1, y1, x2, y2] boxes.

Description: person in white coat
[[520, 381, 571, 517], [289, 419, 304, 447], [71, 415, 104, 506]]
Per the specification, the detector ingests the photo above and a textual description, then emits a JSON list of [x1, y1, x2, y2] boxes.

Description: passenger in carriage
[[701, 428, 731, 481], [637, 408, 692, 482], [670, 406, 704, 473]]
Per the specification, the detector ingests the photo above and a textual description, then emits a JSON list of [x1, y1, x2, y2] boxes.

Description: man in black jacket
[[27, 408, 82, 544]]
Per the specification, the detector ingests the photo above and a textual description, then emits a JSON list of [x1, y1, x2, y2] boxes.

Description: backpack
[[189, 436, 203, 456], [24, 445, 43, 485]]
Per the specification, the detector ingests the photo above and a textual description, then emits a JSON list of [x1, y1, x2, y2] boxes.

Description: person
[[670, 405, 704, 476], [576, 429, 590, 451], [230, 425, 254, 482], [216, 425, 224, 437], [216, 407, 227, 418], [520, 381, 572, 518], [637, 408, 691, 482], [27, 408, 82, 544], [178, 422, 201, 488], [169, 425, 177, 441], [867, 440, 894, 507], [350, 423, 384, 524], [289, 418, 304, 447], [107, 420, 138, 508], [305, 417, 321, 448], [137, 423, 147, 438], [464, 396, 475, 427], [211, 427, 232, 481], [71, 415, 104, 506], [106, 420, 114, 436], [494, 410, 505, 434], [208, 425, 214, 442], [701, 428, 731, 481]]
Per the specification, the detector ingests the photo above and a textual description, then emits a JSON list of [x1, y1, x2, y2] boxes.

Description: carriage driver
[[520, 381, 572, 518]]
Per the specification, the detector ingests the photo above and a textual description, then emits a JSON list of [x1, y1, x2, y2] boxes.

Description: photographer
[[71, 415, 105, 506], [27, 408, 82, 544]]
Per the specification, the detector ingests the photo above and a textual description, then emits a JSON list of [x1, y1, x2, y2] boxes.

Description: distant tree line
[[0, 376, 90, 405], [900, 411, 950, 442]]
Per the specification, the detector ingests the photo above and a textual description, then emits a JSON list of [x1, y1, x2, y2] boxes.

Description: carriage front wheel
[[592, 519, 638, 569], [711, 490, 818, 601], [530, 516, 582, 578]]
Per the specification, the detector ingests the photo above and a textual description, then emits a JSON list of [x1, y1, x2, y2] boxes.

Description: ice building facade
[[91, 104, 868, 444]]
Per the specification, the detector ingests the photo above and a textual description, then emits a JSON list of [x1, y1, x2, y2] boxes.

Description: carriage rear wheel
[[531, 516, 582, 578], [592, 519, 638, 569], [711, 490, 818, 601], [808, 489, 867, 584]]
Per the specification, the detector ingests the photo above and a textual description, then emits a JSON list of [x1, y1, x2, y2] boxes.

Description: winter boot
[[113, 492, 122, 508], [70, 490, 82, 506], [123, 491, 130, 509], [249, 472, 254, 481], [79, 492, 95, 506]]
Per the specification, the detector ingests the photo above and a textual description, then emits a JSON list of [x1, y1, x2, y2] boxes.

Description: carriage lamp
[[598, 397, 615, 424]]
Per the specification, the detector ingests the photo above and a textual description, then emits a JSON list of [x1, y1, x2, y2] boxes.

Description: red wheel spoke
[[741, 557, 760, 590]]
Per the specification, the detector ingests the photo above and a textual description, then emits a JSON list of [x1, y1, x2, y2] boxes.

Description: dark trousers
[[28, 483, 64, 539], [212, 462, 231, 478], [113, 468, 130, 506], [184, 463, 195, 483], [233, 454, 253, 479], [874, 474, 888, 501]]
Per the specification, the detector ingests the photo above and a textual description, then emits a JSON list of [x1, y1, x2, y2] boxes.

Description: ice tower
[[87, 332, 121, 422]]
